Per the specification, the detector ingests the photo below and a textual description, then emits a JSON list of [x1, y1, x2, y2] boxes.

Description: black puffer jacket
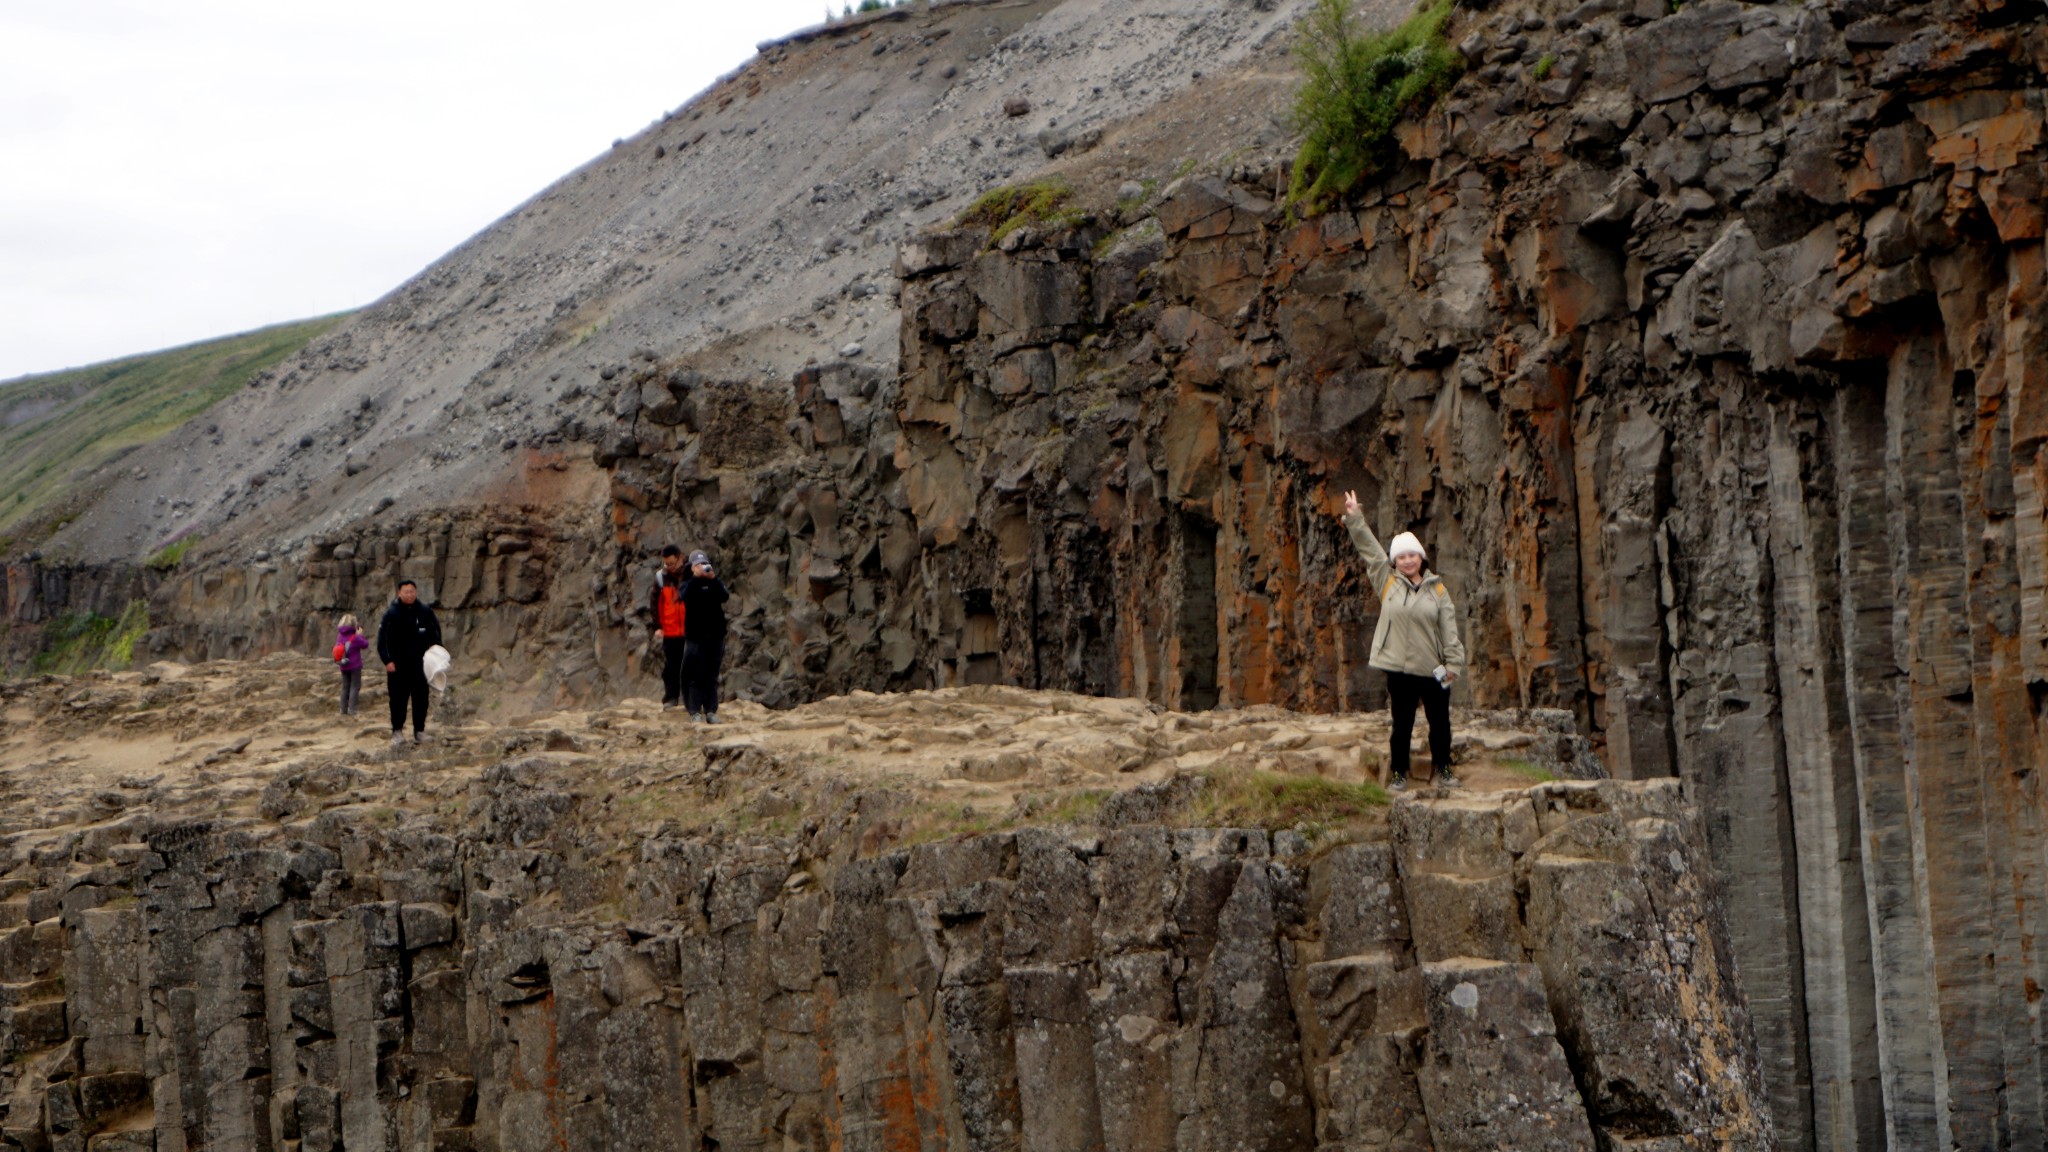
[[681, 576, 730, 642], [376, 599, 442, 666]]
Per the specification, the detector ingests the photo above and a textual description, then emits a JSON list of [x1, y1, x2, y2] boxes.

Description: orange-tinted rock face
[[874, 8, 2048, 1151]]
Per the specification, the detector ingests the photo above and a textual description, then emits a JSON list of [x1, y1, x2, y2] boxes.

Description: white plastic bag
[[422, 645, 452, 693]]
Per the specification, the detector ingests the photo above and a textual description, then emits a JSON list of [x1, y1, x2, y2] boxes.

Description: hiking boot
[[662, 700, 677, 711], [703, 713, 720, 725], [413, 731, 427, 745], [1434, 768, 1462, 788], [1389, 773, 1407, 792], [390, 732, 407, 749]]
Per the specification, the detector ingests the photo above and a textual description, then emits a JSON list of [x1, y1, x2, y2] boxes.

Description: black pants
[[340, 668, 362, 715], [388, 662, 429, 735], [1386, 671, 1452, 778], [661, 636, 687, 705], [682, 637, 724, 717]]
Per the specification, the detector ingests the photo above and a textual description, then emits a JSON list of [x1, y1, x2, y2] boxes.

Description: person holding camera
[[679, 549, 730, 723], [1340, 490, 1466, 790]]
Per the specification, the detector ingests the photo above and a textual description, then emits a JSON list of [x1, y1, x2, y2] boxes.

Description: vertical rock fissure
[[1177, 513, 1220, 712], [1756, 493, 1823, 1152]]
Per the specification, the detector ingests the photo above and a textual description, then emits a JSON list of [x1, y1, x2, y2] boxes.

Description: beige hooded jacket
[[1343, 509, 1467, 680]]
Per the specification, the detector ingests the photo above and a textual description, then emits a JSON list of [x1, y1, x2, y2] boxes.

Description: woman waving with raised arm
[[1341, 489, 1467, 790]]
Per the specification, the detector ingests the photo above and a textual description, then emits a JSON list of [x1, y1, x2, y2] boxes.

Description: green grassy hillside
[[0, 314, 349, 543]]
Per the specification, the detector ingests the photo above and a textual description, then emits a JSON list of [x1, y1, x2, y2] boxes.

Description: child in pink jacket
[[335, 614, 371, 715]]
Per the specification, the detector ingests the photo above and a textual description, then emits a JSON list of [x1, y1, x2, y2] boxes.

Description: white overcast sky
[[0, 0, 834, 381]]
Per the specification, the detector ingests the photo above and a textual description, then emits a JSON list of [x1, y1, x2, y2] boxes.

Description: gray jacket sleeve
[[1437, 588, 1467, 679], [1343, 509, 1393, 597]]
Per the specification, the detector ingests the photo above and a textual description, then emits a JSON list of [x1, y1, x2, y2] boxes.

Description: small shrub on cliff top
[[1289, 0, 1463, 207]]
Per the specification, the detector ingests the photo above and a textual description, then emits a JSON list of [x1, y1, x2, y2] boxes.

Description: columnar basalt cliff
[[0, 722, 1766, 1152], [5, 0, 2046, 1147], [599, 1, 2048, 1149]]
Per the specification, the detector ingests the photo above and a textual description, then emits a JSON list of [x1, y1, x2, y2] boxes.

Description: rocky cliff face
[[8, 0, 2047, 1147], [0, 708, 1766, 1152], [878, 8, 2048, 1152], [596, 0, 2048, 1148]]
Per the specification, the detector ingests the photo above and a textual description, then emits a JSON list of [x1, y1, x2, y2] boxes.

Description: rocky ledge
[[0, 659, 1767, 1151]]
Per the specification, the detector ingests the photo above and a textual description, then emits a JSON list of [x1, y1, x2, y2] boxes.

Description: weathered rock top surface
[[0, 653, 1586, 849]]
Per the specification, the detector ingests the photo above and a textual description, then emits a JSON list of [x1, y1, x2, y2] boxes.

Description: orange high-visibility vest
[[658, 583, 687, 638]]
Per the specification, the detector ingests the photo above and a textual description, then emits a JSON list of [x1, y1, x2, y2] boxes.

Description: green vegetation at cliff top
[[0, 314, 349, 542], [145, 535, 199, 571], [958, 178, 1088, 244], [1289, 0, 1463, 206], [1196, 767, 1389, 835]]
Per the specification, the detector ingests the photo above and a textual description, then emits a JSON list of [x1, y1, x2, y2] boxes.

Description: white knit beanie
[[1388, 531, 1426, 561]]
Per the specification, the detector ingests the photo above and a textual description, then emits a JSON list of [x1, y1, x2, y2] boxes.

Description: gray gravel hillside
[[44, 0, 1315, 565]]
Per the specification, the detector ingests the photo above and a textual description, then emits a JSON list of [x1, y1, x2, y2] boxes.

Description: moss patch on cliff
[[30, 600, 149, 675], [1196, 768, 1388, 835], [958, 178, 1087, 244], [1289, 0, 1462, 206], [1501, 756, 1557, 784], [145, 534, 198, 571]]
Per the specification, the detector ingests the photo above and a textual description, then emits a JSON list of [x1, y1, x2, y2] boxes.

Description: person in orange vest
[[649, 545, 690, 709]]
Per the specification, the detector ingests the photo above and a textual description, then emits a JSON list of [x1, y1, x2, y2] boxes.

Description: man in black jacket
[[680, 550, 730, 723], [377, 580, 442, 747]]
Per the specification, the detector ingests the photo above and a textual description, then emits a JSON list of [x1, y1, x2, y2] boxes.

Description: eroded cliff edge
[[0, 668, 1766, 1151]]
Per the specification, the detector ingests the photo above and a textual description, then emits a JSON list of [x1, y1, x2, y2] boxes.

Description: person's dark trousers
[[341, 668, 362, 715], [661, 636, 687, 706], [387, 662, 430, 735], [682, 637, 724, 717], [1386, 670, 1452, 779]]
